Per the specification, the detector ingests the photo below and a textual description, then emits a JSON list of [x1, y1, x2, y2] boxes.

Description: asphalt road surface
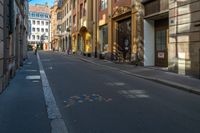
[[39, 51, 200, 133]]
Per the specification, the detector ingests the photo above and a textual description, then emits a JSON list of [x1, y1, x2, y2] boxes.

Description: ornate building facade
[[97, 0, 144, 64]]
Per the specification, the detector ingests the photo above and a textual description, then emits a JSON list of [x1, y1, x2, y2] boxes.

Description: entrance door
[[117, 18, 131, 61], [155, 18, 168, 67]]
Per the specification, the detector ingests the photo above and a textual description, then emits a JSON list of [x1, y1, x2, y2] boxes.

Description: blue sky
[[30, 0, 54, 7]]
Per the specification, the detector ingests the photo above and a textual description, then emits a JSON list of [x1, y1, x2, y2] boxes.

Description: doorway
[[117, 18, 131, 61], [155, 18, 169, 67]]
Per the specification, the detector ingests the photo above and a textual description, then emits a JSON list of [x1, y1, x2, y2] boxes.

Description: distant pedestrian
[[35, 45, 38, 55]]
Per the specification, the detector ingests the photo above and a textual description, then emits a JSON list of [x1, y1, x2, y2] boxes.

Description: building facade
[[71, 0, 94, 56], [51, 0, 72, 52], [50, 0, 200, 78], [0, 0, 28, 92], [51, 1, 59, 51], [143, 0, 200, 78], [169, 0, 200, 77], [97, 0, 144, 63], [58, 0, 72, 52], [28, 4, 51, 50]]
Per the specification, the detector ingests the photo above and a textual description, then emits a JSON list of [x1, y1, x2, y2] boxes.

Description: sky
[[30, 0, 54, 7]]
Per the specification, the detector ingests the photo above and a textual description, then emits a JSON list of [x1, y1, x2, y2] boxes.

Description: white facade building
[[28, 4, 51, 50]]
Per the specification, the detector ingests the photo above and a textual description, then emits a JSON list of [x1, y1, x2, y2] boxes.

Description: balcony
[[143, 0, 169, 17]]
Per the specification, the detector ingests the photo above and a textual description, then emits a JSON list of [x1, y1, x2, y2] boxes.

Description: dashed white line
[[37, 54, 68, 133]]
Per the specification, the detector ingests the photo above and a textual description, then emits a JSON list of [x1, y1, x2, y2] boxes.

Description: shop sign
[[158, 52, 165, 58]]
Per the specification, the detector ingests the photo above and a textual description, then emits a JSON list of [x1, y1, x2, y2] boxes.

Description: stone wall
[[0, 0, 4, 92], [169, 0, 200, 77]]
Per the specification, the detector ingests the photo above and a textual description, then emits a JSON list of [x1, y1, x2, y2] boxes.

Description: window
[[57, 25, 61, 31], [36, 13, 39, 17], [65, 7, 66, 16], [57, 12, 62, 20], [45, 14, 49, 18], [41, 21, 44, 25], [41, 28, 44, 32], [67, 18, 69, 26], [83, 0, 86, 16], [32, 20, 35, 25], [31, 12, 36, 17], [73, 15, 76, 26], [37, 21, 40, 25], [45, 28, 48, 32], [80, 4, 83, 18], [100, 0, 107, 10], [40, 13, 44, 18], [37, 35, 40, 40], [69, 1, 71, 10], [46, 22, 49, 25], [67, 4, 68, 13], [32, 35, 35, 40], [156, 30, 166, 51], [32, 28, 35, 32], [73, 0, 76, 9], [69, 16, 72, 26], [37, 28, 40, 32]]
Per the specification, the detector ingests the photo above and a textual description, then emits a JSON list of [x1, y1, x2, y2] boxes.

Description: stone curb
[[79, 57, 200, 95]]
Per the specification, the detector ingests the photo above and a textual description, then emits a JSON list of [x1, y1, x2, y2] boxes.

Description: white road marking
[[118, 90, 150, 99], [27, 62, 32, 65], [37, 54, 68, 133], [32, 80, 40, 83], [25, 69, 38, 72], [26, 75, 41, 80]]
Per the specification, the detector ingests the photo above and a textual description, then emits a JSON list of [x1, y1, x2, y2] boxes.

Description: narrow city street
[[0, 0, 200, 133], [37, 51, 200, 133]]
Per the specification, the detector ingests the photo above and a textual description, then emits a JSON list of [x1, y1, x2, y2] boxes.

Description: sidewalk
[[78, 55, 200, 95], [0, 52, 51, 133]]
